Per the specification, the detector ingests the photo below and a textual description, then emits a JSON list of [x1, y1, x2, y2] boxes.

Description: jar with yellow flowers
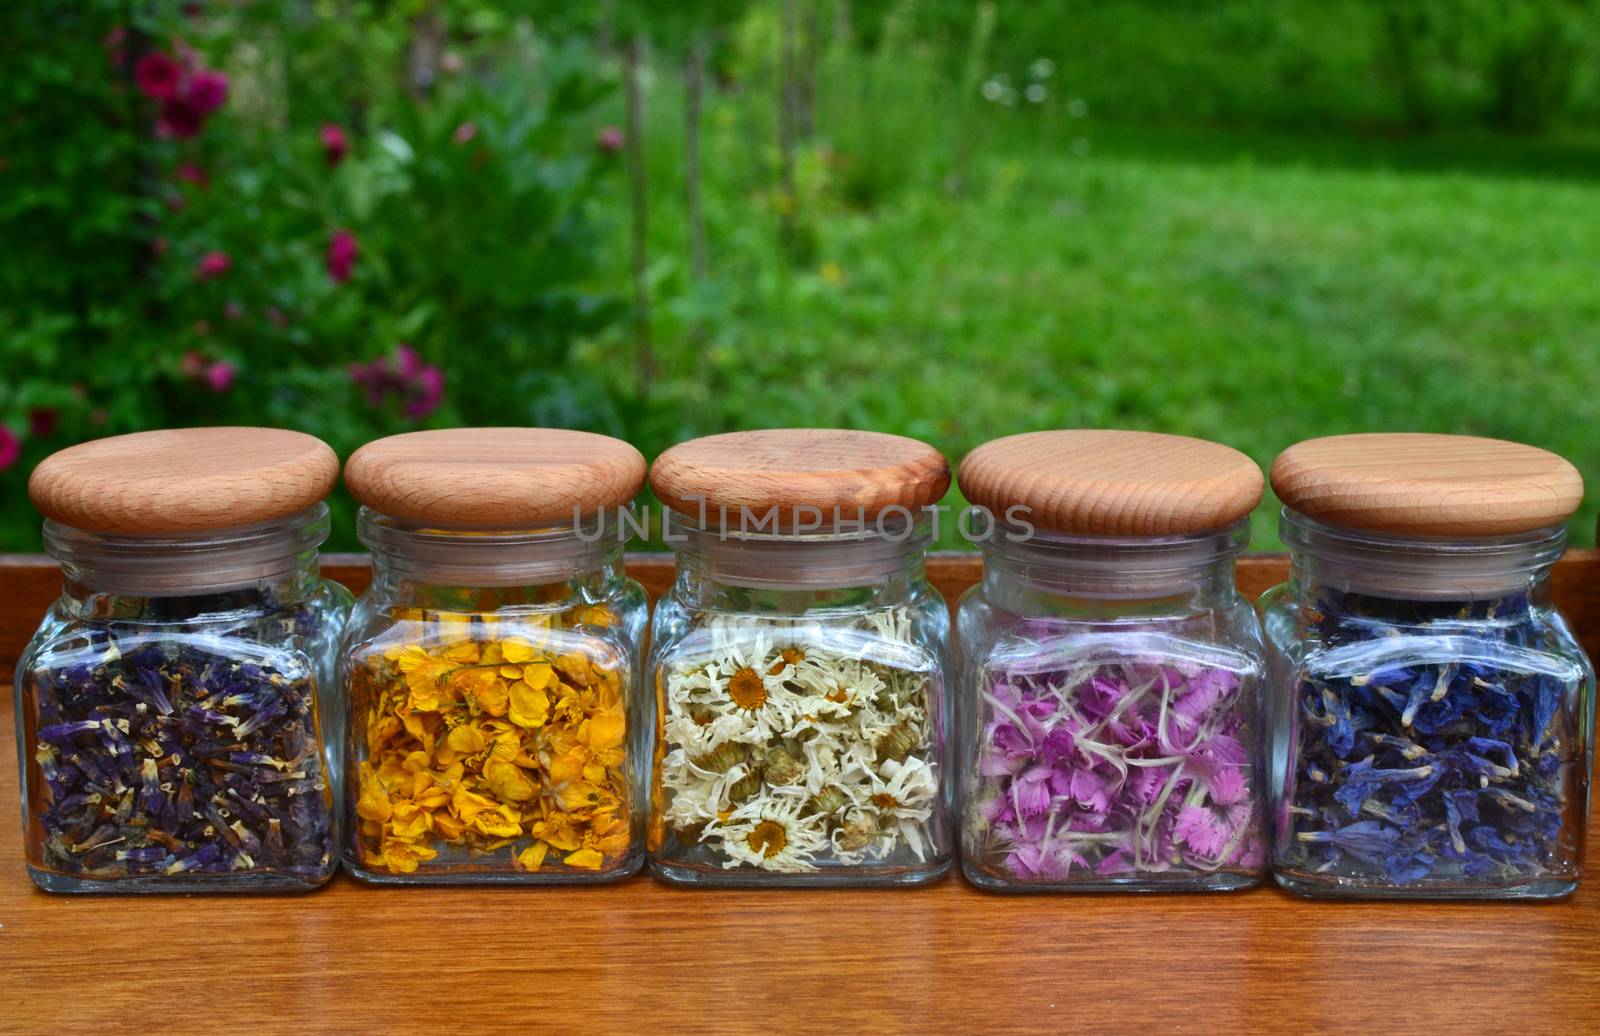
[[647, 430, 955, 886], [339, 429, 649, 883]]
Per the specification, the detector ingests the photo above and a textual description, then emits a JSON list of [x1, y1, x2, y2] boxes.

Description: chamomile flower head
[[657, 606, 942, 874], [717, 795, 829, 872]]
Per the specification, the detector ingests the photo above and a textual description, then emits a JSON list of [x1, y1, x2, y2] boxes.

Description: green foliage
[[0, 1, 624, 550], [618, 16, 1600, 550], [853, 0, 1600, 133]]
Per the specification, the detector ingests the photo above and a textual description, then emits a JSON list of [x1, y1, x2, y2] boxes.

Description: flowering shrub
[[0, 1, 623, 549]]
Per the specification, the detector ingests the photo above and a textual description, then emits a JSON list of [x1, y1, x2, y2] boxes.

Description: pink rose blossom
[[597, 126, 624, 153], [350, 343, 446, 419], [205, 360, 235, 393], [0, 426, 21, 470], [196, 250, 231, 280], [452, 121, 478, 145], [134, 52, 182, 99], [326, 229, 357, 284], [320, 124, 349, 166], [184, 69, 229, 114], [402, 365, 445, 419], [157, 97, 205, 139]]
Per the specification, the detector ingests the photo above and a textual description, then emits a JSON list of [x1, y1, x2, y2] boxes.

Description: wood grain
[[958, 429, 1263, 536], [650, 428, 950, 526], [27, 427, 338, 534], [1271, 432, 1584, 537], [344, 427, 647, 526], [2, 552, 1599, 1035]]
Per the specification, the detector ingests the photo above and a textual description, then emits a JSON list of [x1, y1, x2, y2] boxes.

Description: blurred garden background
[[4, 0, 1600, 551]]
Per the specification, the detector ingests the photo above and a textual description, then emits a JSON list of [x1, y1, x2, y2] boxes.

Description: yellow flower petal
[[516, 842, 550, 871], [564, 848, 604, 870], [509, 681, 550, 729], [356, 779, 392, 822], [446, 724, 487, 755], [556, 781, 604, 812], [501, 639, 537, 664]]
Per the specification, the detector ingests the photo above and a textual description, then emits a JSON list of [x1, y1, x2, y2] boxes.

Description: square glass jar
[[1262, 433, 1593, 899], [646, 429, 955, 886], [338, 428, 650, 884], [954, 429, 1270, 891], [18, 429, 350, 892]]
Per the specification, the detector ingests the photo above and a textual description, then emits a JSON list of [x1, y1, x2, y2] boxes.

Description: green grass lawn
[[613, 89, 1600, 550]]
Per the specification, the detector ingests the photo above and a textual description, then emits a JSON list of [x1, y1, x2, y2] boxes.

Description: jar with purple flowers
[[17, 429, 352, 892], [1262, 433, 1593, 899], [956, 431, 1269, 891]]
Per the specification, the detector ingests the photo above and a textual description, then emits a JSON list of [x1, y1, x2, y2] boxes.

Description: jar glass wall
[[649, 517, 953, 885], [340, 510, 648, 883], [958, 521, 1268, 891], [16, 506, 350, 892], [1261, 509, 1594, 898]]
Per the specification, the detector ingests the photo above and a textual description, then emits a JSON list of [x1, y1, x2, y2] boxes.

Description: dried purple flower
[[23, 595, 335, 887], [970, 645, 1265, 885], [1275, 588, 1585, 890]]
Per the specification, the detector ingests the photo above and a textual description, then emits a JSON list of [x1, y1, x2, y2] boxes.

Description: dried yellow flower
[[351, 608, 632, 877]]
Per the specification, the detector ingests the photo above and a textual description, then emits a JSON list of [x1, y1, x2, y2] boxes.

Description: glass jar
[[1262, 433, 1592, 899], [647, 429, 954, 886], [338, 428, 648, 883], [17, 429, 349, 893], [955, 430, 1268, 891]]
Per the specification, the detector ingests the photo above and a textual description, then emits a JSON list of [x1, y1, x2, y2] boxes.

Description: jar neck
[[46, 505, 328, 613], [1282, 507, 1563, 609], [666, 509, 928, 611], [979, 520, 1247, 617], [359, 507, 627, 605]]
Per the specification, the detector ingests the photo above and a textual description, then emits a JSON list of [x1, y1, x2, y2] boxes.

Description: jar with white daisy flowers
[[339, 429, 650, 884], [956, 430, 1269, 891], [647, 429, 954, 885]]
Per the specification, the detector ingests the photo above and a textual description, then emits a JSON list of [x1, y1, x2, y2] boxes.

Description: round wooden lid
[[29, 427, 338, 534], [344, 428, 645, 526], [1271, 433, 1583, 537], [650, 429, 950, 526], [958, 429, 1263, 536]]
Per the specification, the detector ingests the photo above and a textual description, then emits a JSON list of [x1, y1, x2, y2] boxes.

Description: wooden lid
[[1271, 433, 1583, 537], [28, 427, 338, 534], [650, 429, 950, 526], [344, 428, 645, 526], [958, 430, 1263, 536]]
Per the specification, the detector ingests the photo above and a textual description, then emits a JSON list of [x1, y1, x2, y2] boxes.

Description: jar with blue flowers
[[1261, 433, 1593, 899]]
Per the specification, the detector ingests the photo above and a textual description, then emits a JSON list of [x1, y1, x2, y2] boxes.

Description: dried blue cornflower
[[1278, 588, 1585, 891], [22, 592, 334, 887]]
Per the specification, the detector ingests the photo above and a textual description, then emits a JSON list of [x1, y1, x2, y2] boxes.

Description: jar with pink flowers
[[956, 430, 1269, 891]]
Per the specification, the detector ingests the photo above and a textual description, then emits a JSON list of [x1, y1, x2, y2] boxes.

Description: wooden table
[[2, 553, 1597, 1034]]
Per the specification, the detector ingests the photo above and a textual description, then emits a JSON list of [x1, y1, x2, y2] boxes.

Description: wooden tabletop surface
[[1, 552, 1597, 1034]]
